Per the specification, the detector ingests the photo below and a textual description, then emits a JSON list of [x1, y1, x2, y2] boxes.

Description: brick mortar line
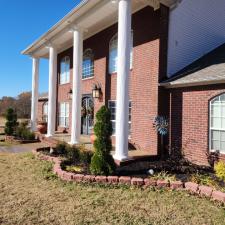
[[32, 148, 225, 204]]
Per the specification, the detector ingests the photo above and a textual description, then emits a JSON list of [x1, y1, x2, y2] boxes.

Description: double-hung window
[[60, 56, 70, 84], [43, 102, 48, 122], [109, 31, 133, 74], [108, 100, 132, 135], [210, 93, 225, 153], [59, 102, 69, 128]]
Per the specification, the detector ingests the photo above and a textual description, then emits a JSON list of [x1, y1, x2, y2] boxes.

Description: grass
[[0, 153, 225, 225]]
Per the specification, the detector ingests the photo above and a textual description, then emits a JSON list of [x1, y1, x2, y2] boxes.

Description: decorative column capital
[[67, 23, 87, 34], [45, 40, 57, 49]]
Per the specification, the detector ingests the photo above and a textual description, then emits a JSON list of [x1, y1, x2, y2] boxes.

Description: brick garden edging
[[32, 148, 225, 204]]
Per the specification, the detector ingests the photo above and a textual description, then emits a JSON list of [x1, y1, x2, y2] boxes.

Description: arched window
[[109, 31, 133, 74], [82, 49, 94, 79], [210, 93, 225, 153], [60, 56, 70, 84]]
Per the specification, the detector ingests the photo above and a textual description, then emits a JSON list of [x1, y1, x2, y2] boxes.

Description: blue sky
[[0, 0, 81, 98]]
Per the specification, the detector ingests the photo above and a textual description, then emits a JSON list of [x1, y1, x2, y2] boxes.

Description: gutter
[[21, 0, 89, 55], [159, 79, 225, 89]]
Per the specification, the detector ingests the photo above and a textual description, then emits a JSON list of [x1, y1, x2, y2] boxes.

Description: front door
[[81, 96, 94, 135]]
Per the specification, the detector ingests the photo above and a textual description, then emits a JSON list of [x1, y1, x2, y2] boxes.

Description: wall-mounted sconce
[[92, 83, 102, 99], [68, 89, 73, 100]]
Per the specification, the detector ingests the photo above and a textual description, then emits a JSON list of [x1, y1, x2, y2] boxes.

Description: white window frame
[[60, 56, 70, 85], [108, 31, 133, 74], [209, 93, 225, 154], [82, 49, 94, 80], [59, 102, 69, 128], [42, 102, 48, 122], [108, 100, 132, 136]]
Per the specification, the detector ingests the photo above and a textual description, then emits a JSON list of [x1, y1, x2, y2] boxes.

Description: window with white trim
[[43, 102, 48, 122], [108, 100, 131, 135], [210, 93, 225, 153], [59, 102, 69, 128], [60, 56, 70, 84], [82, 49, 94, 79], [108, 31, 133, 74]]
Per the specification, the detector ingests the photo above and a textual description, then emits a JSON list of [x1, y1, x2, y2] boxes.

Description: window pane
[[82, 49, 94, 79], [221, 131, 225, 141], [222, 118, 225, 129], [211, 117, 221, 128], [108, 100, 131, 135], [109, 48, 117, 73], [221, 142, 225, 151], [112, 121, 116, 135], [211, 105, 221, 117], [60, 57, 70, 84], [65, 118, 69, 127], [129, 124, 132, 134], [222, 105, 225, 116], [212, 140, 220, 150], [66, 103, 69, 117], [212, 130, 220, 140], [212, 96, 220, 104], [220, 94, 225, 102], [109, 32, 133, 74], [109, 101, 115, 108]]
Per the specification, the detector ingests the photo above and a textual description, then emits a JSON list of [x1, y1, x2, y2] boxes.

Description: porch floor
[[52, 133, 154, 161]]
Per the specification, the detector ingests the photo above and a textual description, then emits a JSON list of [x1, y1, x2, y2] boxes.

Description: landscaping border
[[32, 148, 225, 204]]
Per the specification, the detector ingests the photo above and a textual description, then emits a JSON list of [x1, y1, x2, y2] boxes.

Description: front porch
[[52, 133, 155, 164]]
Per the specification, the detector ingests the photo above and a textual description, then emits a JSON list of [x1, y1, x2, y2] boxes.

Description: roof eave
[[21, 0, 178, 56], [160, 79, 225, 89], [21, 0, 89, 55]]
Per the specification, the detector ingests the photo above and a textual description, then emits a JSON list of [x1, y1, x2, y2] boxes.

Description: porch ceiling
[[22, 0, 178, 59]]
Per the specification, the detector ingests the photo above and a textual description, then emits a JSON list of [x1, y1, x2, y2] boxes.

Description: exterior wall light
[[68, 89, 73, 100], [92, 83, 102, 99]]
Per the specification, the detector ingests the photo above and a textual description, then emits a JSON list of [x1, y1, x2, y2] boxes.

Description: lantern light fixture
[[92, 83, 102, 99], [68, 89, 73, 100]]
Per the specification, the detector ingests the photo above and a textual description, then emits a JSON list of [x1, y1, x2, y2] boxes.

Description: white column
[[70, 28, 83, 144], [114, 0, 131, 161], [46, 46, 57, 137], [31, 57, 39, 131]]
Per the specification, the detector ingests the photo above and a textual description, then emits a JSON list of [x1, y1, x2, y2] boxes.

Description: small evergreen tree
[[90, 106, 116, 175], [4, 108, 18, 136]]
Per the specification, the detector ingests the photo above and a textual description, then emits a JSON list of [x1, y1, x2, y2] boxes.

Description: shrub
[[65, 145, 80, 163], [78, 144, 93, 164], [54, 142, 67, 155], [90, 106, 116, 175], [15, 122, 35, 140], [4, 108, 18, 135], [214, 161, 225, 182]]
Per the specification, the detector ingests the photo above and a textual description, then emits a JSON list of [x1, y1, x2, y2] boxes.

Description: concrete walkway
[[0, 142, 47, 153]]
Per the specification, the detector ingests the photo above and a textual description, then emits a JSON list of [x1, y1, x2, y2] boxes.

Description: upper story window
[[108, 31, 133, 74], [60, 56, 70, 85], [82, 49, 94, 79], [210, 93, 225, 153]]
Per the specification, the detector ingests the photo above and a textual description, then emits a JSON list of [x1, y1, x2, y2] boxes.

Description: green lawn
[[0, 153, 225, 225]]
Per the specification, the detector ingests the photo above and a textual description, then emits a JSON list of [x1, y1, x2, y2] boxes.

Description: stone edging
[[32, 149, 225, 204]]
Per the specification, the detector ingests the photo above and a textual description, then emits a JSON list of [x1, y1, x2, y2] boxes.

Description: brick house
[[22, 0, 225, 165]]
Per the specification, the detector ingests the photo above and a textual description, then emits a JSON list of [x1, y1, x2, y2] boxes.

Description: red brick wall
[[37, 100, 48, 122], [52, 5, 169, 154], [170, 85, 225, 165]]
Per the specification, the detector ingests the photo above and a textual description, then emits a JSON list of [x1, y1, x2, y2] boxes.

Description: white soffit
[[22, 0, 177, 58]]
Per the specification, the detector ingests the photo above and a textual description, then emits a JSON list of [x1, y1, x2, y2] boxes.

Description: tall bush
[[90, 106, 116, 175], [4, 108, 18, 135]]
